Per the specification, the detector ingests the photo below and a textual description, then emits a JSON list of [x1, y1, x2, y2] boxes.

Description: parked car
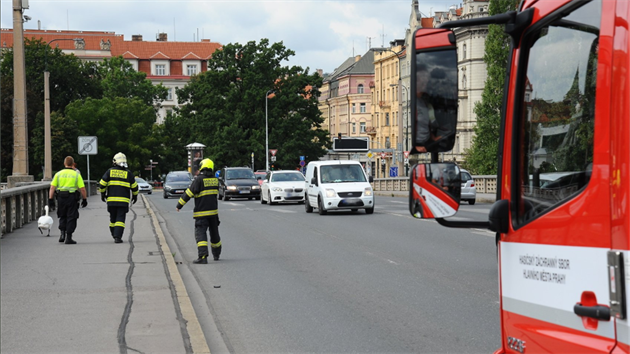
[[304, 160, 374, 214], [254, 171, 267, 186], [135, 177, 153, 194], [163, 171, 193, 199], [460, 169, 476, 205], [218, 167, 261, 201], [260, 170, 306, 205]]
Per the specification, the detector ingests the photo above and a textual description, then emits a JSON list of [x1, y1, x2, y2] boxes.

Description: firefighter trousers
[[194, 216, 221, 258], [108, 205, 129, 239], [57, 193, 79, 235]]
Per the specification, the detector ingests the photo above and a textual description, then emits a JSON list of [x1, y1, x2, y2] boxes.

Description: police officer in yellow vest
[[99, 152, 139, 243], [49, 156, 88, 244], [176, 158, 222, 264]]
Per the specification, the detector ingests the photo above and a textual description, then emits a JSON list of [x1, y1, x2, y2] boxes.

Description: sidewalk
[[0, 195, 209, 354]]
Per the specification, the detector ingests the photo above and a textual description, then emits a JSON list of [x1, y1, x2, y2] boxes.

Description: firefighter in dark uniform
[[49, 156, 88, 244], [176, 158, 222, 263], [99, 152, 139, 243]]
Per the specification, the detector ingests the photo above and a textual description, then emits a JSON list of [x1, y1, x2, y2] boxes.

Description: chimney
[[157, 33, 167, 42], [132, 34, 143, 42], [355, 55, 361, 62], [316, 69, 323, 77]]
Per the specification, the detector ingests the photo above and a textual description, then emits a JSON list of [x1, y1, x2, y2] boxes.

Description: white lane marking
[[390, 201, 406, 204], [365, 251, 400, 265], [268, 209, 296, 213]]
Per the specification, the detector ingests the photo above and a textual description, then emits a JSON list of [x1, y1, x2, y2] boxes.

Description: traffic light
[[271, 164, 274, 171]]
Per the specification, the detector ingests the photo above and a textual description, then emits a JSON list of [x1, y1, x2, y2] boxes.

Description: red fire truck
[[408, 0, 628, 352]]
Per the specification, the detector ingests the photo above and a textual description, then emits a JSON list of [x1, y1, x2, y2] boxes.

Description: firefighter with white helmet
[[176, 158, 222, 263], [98, 152, 139, 243]]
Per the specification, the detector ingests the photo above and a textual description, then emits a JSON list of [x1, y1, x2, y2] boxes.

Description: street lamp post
[[43, 38, 82, 181], [265, 89, 274, 171]]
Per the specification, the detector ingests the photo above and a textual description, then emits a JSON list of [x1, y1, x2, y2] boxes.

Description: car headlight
[[325, 189, 336, 198], [272, 187, 283, 192], [164, 186, 171, 191], [252, 185, 260, 190], [364, 187, 373, 196], [226, 185, 237, 191]]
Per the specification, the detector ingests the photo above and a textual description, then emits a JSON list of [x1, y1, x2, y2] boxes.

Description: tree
[[174, 39, 330, 170], [65, 97, 159, 177], [1, 38, 101, 180], [97, 56, 167, 107], [463, 0, 520, 175]]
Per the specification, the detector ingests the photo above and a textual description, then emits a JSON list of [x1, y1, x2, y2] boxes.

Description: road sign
[[271, 156, 276, 162], [389, 167, 398, 177], [404, 151, 410, 159], [380, 152, 386, 159], [367, 152, 373, 159], [300, 156, 305, 161], [78, 136, 97, 155], [270, 149, 278, 156], [332, 137, 370, 152], [299, 160, 305, 167]]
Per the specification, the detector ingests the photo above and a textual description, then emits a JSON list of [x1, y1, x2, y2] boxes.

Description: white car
[[460, 169, 476, 205], [260, 170, 306, 205], [135, 177, 153, 194]]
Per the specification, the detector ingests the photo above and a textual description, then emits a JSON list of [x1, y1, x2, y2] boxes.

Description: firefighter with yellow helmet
[[176, 158, 222, 263], [98, 152, 139, 243]]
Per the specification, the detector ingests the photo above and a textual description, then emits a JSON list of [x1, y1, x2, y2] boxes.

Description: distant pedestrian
[[98, 152, 139, 243], [49, 156, 88, 244], [176, 158, 222, 263]]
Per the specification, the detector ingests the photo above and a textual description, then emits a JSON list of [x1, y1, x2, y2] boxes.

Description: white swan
[[38, 205, 54, 236]]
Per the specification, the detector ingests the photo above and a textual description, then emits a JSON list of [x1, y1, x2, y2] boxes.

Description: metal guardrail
[[1, 181, 98, 237]]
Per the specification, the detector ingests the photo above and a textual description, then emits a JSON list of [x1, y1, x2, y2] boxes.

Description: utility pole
[[8, 0, 33, 188]]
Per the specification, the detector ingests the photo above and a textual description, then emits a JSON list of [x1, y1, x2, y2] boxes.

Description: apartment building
[[0, 29, 222, 124], [318, 50, 375, 169]]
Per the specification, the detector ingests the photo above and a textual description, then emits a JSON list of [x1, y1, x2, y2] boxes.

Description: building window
[[360, 103, 366, 113], [352, 103, 356, 113], [386, 113, 390, 126], [187, 65, 198, 76], [360, 122, 366, 133], [463, 44, 467, 60], [358, 84, 364, 94], [155, 64, 166, 76], [352, 123, 356, 134], [462, 74, 467, 89], [385, 137, 391, 148], [167, 88, 173, 101]]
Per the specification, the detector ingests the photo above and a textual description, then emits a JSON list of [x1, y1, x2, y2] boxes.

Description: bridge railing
[[372, 175, 497, 194], [1, 181, 98, 237]]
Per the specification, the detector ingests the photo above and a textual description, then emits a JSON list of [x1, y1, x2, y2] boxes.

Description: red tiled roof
[[0, 29, 222, 60]]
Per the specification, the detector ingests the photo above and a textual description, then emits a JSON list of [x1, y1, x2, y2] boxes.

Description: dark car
[[163, 171, 193, 199], [218, 167, 261, 201]]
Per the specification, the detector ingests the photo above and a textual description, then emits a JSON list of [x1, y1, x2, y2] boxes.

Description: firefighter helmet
[[113, 152, 128, 168], [199, 158, 214, 171]]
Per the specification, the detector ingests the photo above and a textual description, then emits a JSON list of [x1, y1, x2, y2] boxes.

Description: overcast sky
[[2, 0, 460, 74]]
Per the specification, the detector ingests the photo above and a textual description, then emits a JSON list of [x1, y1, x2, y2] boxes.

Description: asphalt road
[[147, 193, 500, 353]]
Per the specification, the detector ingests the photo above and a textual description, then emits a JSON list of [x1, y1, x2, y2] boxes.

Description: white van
[[304, 160, 374, 215]]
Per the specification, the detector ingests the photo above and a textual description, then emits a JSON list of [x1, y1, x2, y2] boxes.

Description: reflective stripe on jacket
[[176, 170, 219, 219], [99, 167, 139, 207]]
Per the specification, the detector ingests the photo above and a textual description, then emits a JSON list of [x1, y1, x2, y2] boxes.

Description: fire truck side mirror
[[411, 28, 459, 155], [409, 163, 461, 219]]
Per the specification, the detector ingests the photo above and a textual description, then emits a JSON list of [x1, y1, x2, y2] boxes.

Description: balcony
[[378, 100, 390, 108], [365, 127, 377, 136]]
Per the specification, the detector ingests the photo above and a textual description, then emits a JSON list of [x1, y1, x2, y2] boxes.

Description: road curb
[[143, 194, 211, 354]]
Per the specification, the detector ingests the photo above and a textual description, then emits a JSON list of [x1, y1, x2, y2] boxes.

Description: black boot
[[193, 255, 208, 264], [114, 237, 123, 243], [59, 230, 66, 243], [65, 233, 77, 244]]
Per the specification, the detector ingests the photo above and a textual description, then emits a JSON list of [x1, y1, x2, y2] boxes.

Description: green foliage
[[1, 38, 101, 180], [173, 39, 329, 170], [65, 97, 158, 178], [97, 56, 167, 107], [462, 0, 519, 175]]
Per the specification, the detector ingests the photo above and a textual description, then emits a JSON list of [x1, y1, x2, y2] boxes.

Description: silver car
[[460, 169, 476, 205], [135, 177, 153, 194]]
